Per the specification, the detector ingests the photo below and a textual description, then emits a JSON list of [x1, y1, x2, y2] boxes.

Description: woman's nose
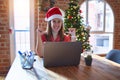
[[54, 22, 59, 26]]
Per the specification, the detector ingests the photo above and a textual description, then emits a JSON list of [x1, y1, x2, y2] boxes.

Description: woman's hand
[[36, 27, 45, 36]]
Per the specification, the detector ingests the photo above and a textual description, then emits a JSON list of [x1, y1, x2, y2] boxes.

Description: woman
[[36, 7, 71, 57]]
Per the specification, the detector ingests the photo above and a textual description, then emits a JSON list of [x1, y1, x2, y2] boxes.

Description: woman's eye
[[53, 20, 56, 23], [58, 21, 61, 23]]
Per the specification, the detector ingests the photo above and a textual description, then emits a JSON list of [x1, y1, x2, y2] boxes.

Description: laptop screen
[[43, 42, 82, 67]]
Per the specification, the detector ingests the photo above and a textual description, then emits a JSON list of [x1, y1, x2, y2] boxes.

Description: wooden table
[[5, 54, 120, 80]]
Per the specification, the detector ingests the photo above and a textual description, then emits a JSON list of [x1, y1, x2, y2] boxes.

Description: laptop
[[43, 42, 82, 67]]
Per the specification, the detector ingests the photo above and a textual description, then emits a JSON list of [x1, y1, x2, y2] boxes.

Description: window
[[9, 0, 34, 64], [14, 0, 30, 52], [80, 0, 114, 54]]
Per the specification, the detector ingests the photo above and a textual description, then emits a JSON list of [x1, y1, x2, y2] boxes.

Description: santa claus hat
[[45, 7, 63, 21]]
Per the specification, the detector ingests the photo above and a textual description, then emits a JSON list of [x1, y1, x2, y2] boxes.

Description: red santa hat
[[45, 7, 63, 21]]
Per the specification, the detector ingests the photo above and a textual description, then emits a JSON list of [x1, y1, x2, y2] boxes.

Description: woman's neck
[[52, 31, 58, 40]]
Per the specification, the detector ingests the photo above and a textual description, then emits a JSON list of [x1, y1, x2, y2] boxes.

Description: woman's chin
[[53, 29, 60, 33]]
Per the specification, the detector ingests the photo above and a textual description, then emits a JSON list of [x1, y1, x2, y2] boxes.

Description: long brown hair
[[45, 21, 65, 41]]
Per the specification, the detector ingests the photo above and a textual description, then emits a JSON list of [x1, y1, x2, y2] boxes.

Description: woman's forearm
[[35, 30, 44, 58]]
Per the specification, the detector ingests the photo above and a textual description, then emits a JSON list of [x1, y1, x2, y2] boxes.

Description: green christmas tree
[[64, 0, 91, 51]]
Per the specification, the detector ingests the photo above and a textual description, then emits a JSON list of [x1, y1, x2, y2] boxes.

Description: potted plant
[[85, 54, 92, 66], [84, 50, 93, 66]]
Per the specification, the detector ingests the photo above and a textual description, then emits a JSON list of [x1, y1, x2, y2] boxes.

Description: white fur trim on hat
[[45, 14, 63, 21]]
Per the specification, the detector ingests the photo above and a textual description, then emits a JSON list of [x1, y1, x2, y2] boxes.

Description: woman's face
[[51, 18, 63, 33]]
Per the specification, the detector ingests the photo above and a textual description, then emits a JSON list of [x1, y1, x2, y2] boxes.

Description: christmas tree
[[64, 0, 91, 51]]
